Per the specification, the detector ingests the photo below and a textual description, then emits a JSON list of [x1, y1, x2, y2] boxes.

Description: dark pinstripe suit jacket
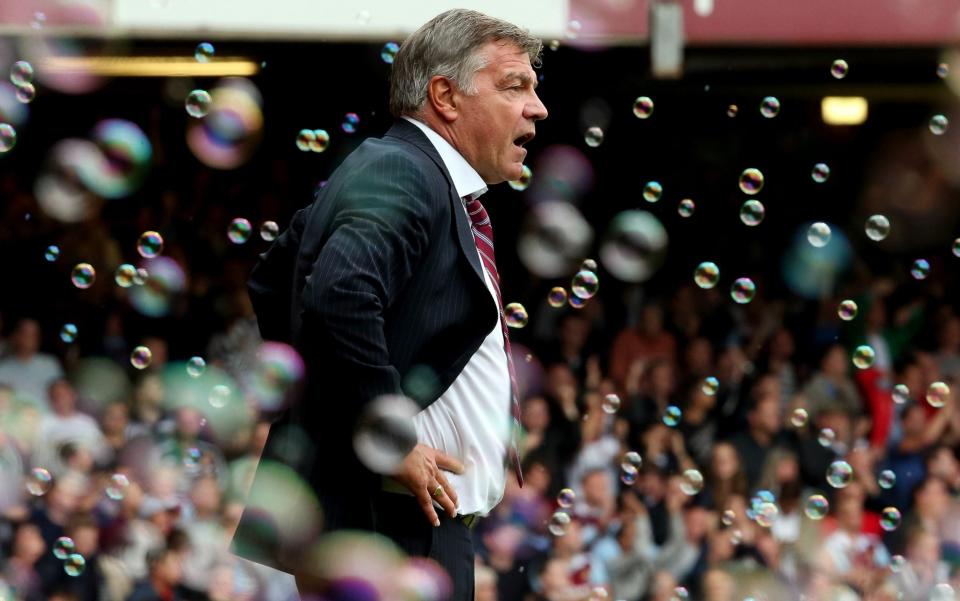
[[230, 119, 499, 570]]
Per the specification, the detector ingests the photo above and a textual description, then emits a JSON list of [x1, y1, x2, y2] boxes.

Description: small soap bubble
[[852, 345, 876, 369], [878, 469, 896, 490], [721, 509, 735, 526], [137, 231, 164, 258], [952, 239, 960, 257], [930, 114, 949, 135], [890, 554, 906, 573], [64, 553, 85, 577], [557, 488, 576, 508], [811, 163, 831, 183], [549, 511, 571, 536], [739, 168, 764, 195], [680, 469, 704, 495], [730, 278, 756, 304], [760, 96, 780, 118], [790, 408, 808, 428], [927, 381, 950, 408], [565, 20, 582, 40], [60, 323, 78, 343], [671, 587, 689, 601], [310, 129, 330, 152], [45, 245, 60, 262], [755, 502, 779, 528], [880, 507, 902, 531], [504, 303, 529, 328], [838, 300, 858, 321], [341, 113, 360, 134], [807, 222, 832, 247], [549, 40, 560, 51], [209, 384, 231, 408], [584, 126, 604, 148], [643, 181, 663, 203], [663, 405, 682, 427], [678, 199, 695, 217], [53, 537, 76, 560], [27, 468, 52, 496], [739, 200, 765, 226], [602, 394, 621, 414], [931, 583, 955, 601], [571, 270, 599, 299], [509, 165, 532, 191], [702, 376, 719, 395], [694, 262, 720, 289], [818, 427, 836, 447], [547, 287, 568, 308], [134, 268, 148, 286], [830, 59, 849, 79], [71, 263, 96, 289], [620, 464, 639, 485], [804, 494, 829, 519], [0, 123, 17, 153], [827, 460, 854, 488], [10, 61, 34, 86], [296, 129, 315, 152], [115, 264, 137, 288], [622, 451, 642, 471], [185, 89, 212, 118], [569, 295, 585, 309], [194, 42, 215, 63], [130, 346, 152, 370], [726, 104, 739, 118], [380, 42, 399, 64], [865, 215, 891, 241], [186, 356, 206, 378], [106, 474, 130, 500], [892, 384, 910, 404], [228, 218, 252, 244], [911, 258, 930, 280], [15, 83, 36, 104], [260, 220, 279, 241], [937, 63, 950, 79], [633, 96, 654, 119]]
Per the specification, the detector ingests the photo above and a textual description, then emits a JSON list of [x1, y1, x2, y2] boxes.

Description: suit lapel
[[384, 120, 485, 283]]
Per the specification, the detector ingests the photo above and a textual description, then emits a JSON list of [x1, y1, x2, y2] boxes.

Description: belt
[[382, 477, 481, 529]]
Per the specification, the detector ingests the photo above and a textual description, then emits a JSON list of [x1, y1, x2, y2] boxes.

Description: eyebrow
[[499, 72, 538, 90]]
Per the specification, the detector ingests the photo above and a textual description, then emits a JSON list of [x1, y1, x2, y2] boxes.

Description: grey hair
[[389, 9, 543, 118]]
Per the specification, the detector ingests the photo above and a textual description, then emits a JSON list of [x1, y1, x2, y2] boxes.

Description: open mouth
[[513, 132, 535, 148]]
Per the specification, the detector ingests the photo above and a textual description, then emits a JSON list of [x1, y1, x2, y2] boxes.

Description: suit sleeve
[[247, 204, 310, 343], [300, 152, 435, 407]]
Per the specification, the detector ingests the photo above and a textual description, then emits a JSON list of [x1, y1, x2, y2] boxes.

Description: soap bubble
[[804, 494, 829, 519], [726, 105, 738, 118], [760, 96, 780, 118], [341, 112, 360, 134], [549, 511, 571, 536], [911, 259, 930, 280], [694, 262, 720, 289], [60, 323, 78, 343], [890, 555, 906, 573], [880, 507, 902, 531], [865, 215, 890, 241], [353, 394, 419, 475], [878, 470, 896, 490], [186, 356, 206, 378], [105, 473, 130, 500], [818, 428, 836, 447], [208, 384, 231, 409], [53, 536, 76, 560], [115, 264, 137, 288], [755, 502, 779, 528], [580, 259, 597, 271], [677, 199, 695, 217], [194, 42, 215, 63], [739, 168, 764, 195], [622, 451, 642, 471], [504, 303, 528, 328], [0, 123, 15, 153], [137, 231, 164, 258], [830, 59, 849, 79], [584, 126, 604, 147], [852, 345, 876, 369], [838, 300, 858, 321], [26, 468, 52, 496], [130, 346, 152, 370], [931, 583, 955, 601], [721, 509, 735, 526], [812, 163, 831, 183], [633, 96, 654, 119], [927, 381, 950, 408], [45, 245, 60, 262], [228, 218, 252, 244], [930, 114, 949, 135], [730, 278, 756, 304], [826, 460, 854, 488], [602, 394, 621, 414], [15, 83, 36, 104], [892, 384, 910, 404], [557, 488, 575, 508], [663, 405, 682, 427], [547, 287, 568, 308], [185, 89, 212, 118], [643, 181, 663, 203], [380, 42, 399, 64], [790, 408, 808, 428], [598, 210, 667, 283], [64, 553, 85, 576], [620, 464, 638, 485], [680, 469, 704, 495], [701, 376, 719, 396], [937, 63, 950, 79], [71, 263, 96, 289], [571, 270, 599, 299], [10, 61, 34, 86], [260, 221, 279, 241], [807, 222, 832, 247], [739, 200, 765, 226], [508, 165, 532, 191]]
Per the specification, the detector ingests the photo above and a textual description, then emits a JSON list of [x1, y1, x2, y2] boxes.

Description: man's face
[[452, 40, 547, 184]]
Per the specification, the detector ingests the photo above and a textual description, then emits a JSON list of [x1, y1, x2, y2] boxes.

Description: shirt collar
[[402, 116, 488, 202]]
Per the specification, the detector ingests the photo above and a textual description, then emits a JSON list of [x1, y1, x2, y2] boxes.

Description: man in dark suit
[[230, 8, 548, 601]]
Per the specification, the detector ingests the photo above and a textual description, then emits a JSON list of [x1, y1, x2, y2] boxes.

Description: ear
[[426, 75, 458, 123]]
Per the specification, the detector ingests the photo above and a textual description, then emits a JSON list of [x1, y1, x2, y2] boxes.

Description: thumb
[[434, 450, 465, 475]]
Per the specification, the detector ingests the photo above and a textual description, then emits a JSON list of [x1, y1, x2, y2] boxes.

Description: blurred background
[[1, 1, 960, 600]]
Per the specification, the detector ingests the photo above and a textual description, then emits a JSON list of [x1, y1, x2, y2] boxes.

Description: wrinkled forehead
[[477, 39, 535, 75]]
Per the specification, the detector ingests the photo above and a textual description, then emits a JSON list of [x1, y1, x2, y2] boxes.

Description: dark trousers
[[296, 490, 475, 601]]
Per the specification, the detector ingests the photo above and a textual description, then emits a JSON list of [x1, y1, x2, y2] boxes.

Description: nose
[[526, 91, 548, 121]]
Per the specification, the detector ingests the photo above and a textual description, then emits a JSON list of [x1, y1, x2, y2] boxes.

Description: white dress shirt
[[400, 116, 512, 516]]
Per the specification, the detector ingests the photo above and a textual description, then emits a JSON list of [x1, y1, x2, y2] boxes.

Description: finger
[[435, 474, 458, 516], [434, 451, 465, 475], [416, 489, 440, 527], [432, 482, 457, 518]]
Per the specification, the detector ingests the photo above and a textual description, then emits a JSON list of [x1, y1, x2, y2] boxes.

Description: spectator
[[729, 394, 782, 490], [126, 547, 184, 601], [609, 304, 677, 393], [34, 379, 109, 476], [0, 318, 64, 410]]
